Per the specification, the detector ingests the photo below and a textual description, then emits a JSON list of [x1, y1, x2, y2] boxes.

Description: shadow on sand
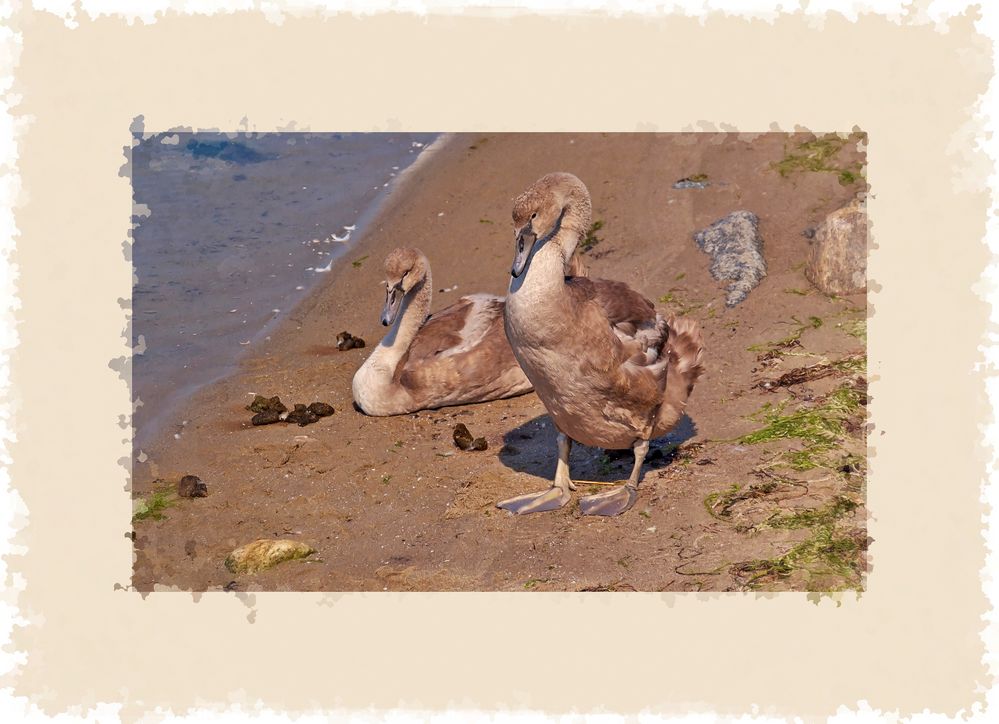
[[496, 413, 700, 485]]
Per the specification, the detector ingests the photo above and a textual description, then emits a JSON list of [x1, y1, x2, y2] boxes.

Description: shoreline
[[134, 133, 454, 459]]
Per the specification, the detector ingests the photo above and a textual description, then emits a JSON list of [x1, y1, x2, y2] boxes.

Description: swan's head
[[510, 172, 591, 278], [381, 247, 428, 326]]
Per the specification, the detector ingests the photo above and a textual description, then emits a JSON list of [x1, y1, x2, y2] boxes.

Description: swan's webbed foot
[[497, 430, 575, 515], [497, 485, 572, 514], [579, 439, 649, 516], [579, 484, 638, 516]]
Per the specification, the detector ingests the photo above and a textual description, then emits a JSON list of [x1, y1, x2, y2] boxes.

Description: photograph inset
[[130, 131, 868, 593]]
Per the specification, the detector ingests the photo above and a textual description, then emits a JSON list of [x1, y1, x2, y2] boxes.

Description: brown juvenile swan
[[498, 173, 705, 516], [352, 247, 533, 416]]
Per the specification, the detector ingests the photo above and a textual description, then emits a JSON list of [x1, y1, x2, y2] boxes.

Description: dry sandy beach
[[132, 132, 867, 592]]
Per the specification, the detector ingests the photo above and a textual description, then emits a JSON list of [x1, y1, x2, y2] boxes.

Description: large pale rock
[[694, 210, 767, 307], [806, 199, 867, 295], [224, 539, 315, 574]]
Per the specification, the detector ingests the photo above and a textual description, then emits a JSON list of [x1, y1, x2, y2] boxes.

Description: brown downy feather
[[565, 250, 589, 278], [654, 316, 705, 434]]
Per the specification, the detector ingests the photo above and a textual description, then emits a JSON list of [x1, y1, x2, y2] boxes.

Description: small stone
[[694, 210, 767, 307], [672, 175, 710, 189], [251, 409, 282, 425], [453, 423, 487, 451], [308, 402, 335, 417], [224, 539, 316, 574], [286, 408, 320, 426], [453, 423, 474, 449], [248, 394, 270, 412], [178, 475, 208, 498], [336, 331, 367, 351], [805, 199, 866, 295], [248, 395, 287, 414]]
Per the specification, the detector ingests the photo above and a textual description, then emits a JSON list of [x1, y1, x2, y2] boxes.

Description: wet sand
[[132, 132, 867, 593]]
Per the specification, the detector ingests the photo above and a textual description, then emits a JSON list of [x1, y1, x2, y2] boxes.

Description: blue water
[[131, 131, 438, 453]]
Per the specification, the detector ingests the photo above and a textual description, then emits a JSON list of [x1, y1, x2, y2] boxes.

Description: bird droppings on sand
[[336, 331, 366, 350], [286, 404, 320, 427], [251, 409, 281, 425], [178, 475, 208, 498], [453, 423, 488, 451], [248, 394, 287, 423], [247, 394, 334, 426], [224, 539, 316, 575], [307, 402, 335, 417], [694, 210, 767, 307]]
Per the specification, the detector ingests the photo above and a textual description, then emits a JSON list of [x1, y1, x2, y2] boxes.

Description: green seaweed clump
[[739, 383, 864, 470], [579, 220, 604, 252], [732, 524, 864, 591], [772, 134, 865, 186], [762, 495, 858, 531], [747, 316, 823, 357], [658, 290, 704, 316], [704, 481, 779, 521], [133, 484, 178, 523], [838, 318, 867, 342]]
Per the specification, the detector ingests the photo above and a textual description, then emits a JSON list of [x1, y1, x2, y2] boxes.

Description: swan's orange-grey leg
[[497, 431, 576, 514], [578, 439, 648, 516]]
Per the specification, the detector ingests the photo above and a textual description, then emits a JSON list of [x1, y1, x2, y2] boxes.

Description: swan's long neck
[[509, 194, 590, 304], [375, 272, 432, 369]]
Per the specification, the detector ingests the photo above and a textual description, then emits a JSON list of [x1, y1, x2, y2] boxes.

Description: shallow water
[[131, 131, 437, 453]]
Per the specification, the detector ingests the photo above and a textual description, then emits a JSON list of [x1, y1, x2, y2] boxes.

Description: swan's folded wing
[[401, 296, 472, 364], [394, 294, 513, 398], [565, 277, 655, 329], [565, 276, 665, 360]]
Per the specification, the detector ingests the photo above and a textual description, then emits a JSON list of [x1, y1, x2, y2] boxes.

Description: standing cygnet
[[352, 247, 533, 416], [499, 173, 705, 516]]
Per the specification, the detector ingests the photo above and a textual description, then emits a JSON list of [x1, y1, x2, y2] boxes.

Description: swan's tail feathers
[[667, 315, 705, 395], [653, 315, 705, 433]]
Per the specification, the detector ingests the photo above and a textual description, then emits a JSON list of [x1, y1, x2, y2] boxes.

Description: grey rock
[[673, 179, 710, 190], [694, 211, 767, 307]]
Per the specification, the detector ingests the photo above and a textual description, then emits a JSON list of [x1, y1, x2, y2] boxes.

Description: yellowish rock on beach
[[224, 539, 316, 574]]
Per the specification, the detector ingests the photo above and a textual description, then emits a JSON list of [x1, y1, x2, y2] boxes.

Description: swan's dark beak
[[511, 227, 537, 278], [381, 287, 403, 326]]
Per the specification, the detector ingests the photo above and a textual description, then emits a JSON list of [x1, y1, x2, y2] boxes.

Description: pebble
[[224, 539, 316, 574], [177, 475, 208, 498]]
